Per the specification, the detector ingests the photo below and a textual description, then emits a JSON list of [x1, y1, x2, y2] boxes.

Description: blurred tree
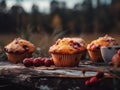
[[59, 2, 66, 10], [82, 0, 93, 33], [50, 0, 60, 14], [74, 3, 82, 11], [73, 3, 82, 34], [0, 0, 16, 33], [0, 0, 6, 12], [111, 0, 120, 32], [111, 0, 120, 19], [9, 4, 28, 33], [50, 0, 68, 34], [31, 4, 42, 32], [0, 0, 118, 35], [32, 4, 39, 14], [97, 0, 101, 8], [94, 0, 113, 33]]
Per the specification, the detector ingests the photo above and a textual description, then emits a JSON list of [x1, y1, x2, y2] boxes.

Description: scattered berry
[[41, 58, 45, 65], [23, 58, 33, 67], [117, 50, 120, 56], [44, 60, 51, 67], [73, 42, 80, 49], [23, 57, 54, 67], [89, 77, 99, 85], [49, 58, 54, 65], [33, 58, 42, 67], [37, 57, 42, 60], [85, 80, 90, 86], [112, 54, 120, 67]]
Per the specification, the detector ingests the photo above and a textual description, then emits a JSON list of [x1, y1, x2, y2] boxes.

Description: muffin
[[4, 38, 35, 63], [87, 35, 119, 62], [49, 37, 87, 67]]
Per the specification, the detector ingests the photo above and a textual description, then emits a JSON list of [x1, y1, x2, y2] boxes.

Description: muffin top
[[49, 37, 86, 54], [4, 38, 35, 54], [87, 35, 119, 51]]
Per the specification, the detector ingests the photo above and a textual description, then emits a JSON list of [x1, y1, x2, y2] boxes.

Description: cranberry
[[37, 57, 42, 59], [117, 50, 120, 56], [89, 77, 99, 85], [33, 58, 43, 67], [106, 39, 110, 42], [112, 54, 120, 67], [85, 80, 90, 86], [37, 57, 45, 65], [23, 58, 33, 67], [44, 60, 51, 67], [49, 57, 54, 65], [41, 57, 46, 65], [70, 42, 80, 49]]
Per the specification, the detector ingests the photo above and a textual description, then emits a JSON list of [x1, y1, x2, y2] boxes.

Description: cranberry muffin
[[87, 35, 118, 62], [49, 37, 87, 67], [4, 38, 35, 63]]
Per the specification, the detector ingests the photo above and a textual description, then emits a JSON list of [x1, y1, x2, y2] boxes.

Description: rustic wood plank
[[0, 61, 113, 78], [0, 61, 119, 90]]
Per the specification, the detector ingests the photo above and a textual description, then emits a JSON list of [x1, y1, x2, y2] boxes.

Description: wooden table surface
[[0, 61, 120, 90]]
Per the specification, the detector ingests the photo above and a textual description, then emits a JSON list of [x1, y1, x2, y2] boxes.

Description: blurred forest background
[[0, 0, 120, 56], [0, 0, 120, 34]]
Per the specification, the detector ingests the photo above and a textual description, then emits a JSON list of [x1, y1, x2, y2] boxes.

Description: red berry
[[50, 59, 54, 65], [51, 58, 54, 65], [117, 50, 120, 56], [85, 80, 90, 86], [26, 57, 34, 62], [48, 57, 54, 65], [41, 58, 46, 65], [44, 60, 51, 67], [33, 58, 42, 67], [37, 57, 42, 59], [112, 54, 120, 67], [73, 43, 80, 49], [89, 77, 99, 85], [23, 58, 33, 67]]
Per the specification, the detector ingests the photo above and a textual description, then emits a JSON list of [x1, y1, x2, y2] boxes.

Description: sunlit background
[[0, 0, 120, 56]]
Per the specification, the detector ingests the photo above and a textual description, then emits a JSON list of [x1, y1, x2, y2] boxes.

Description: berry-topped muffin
[[49, 37, 87, 67], [4, 38, 35, 63], [87, 35, 119, 62]]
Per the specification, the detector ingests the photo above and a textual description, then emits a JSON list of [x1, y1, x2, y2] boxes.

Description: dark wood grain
[[0, 61, 119, 90]]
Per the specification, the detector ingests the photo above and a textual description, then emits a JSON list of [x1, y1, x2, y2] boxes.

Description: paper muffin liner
[[51, 53, 84, 67], [88, 50, 103, 62], [6, 52, 32, 63]]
